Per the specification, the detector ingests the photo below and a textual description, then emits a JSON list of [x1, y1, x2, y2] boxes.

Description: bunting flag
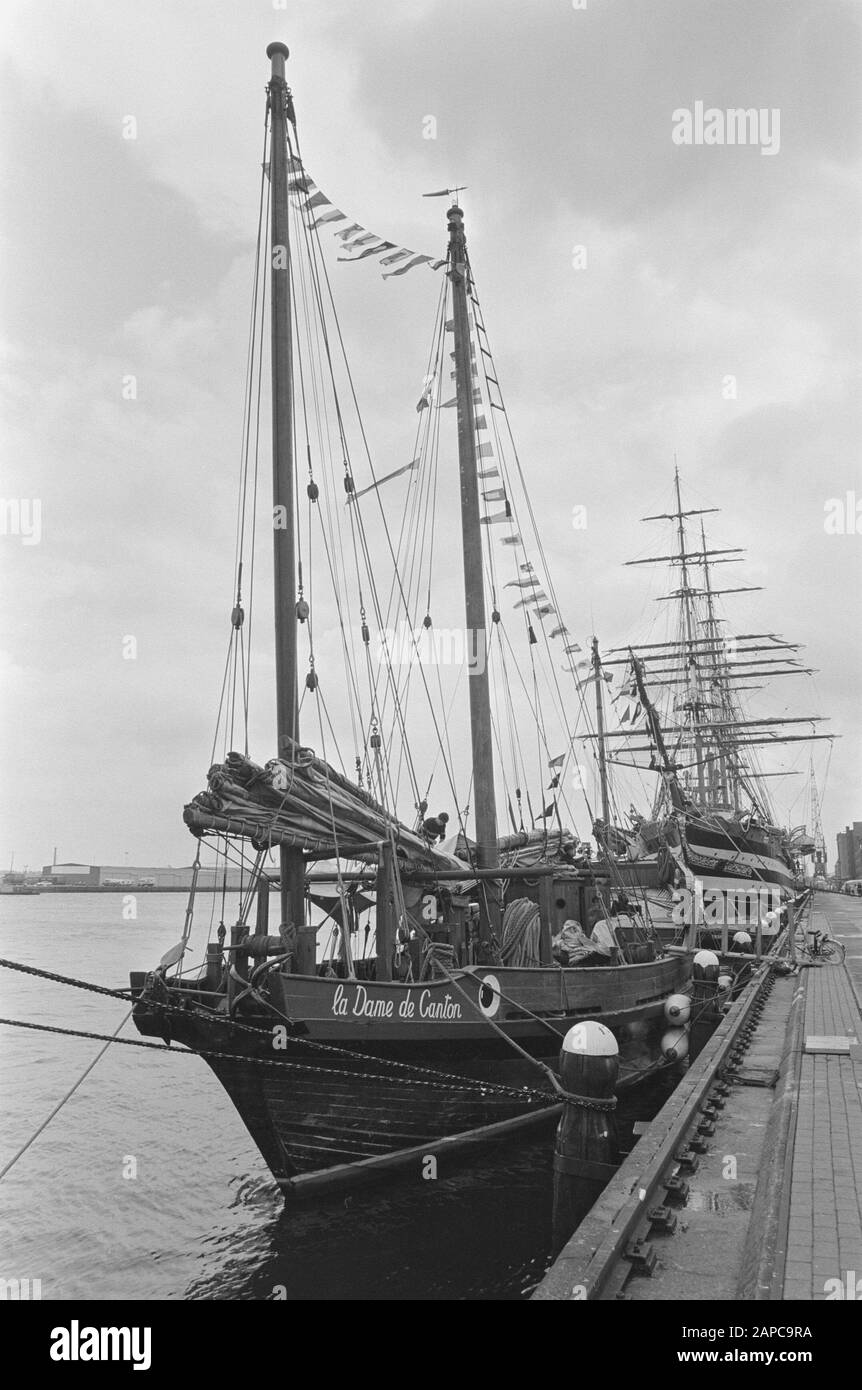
[[514, 592, 547, 607], [564, 643, 582, 655], [440, 397, 457, 408], [478, 466, 498, 478], [505, 577, 541, 589], [520, 562, 534, 572], [477, 442, 494, 458], [501, 534, 522, 545], [482, 488, 507, 503], [416, 381, 434, 412], [549, 624, 568, 639], [286, 157, 447, 278], [444, 319, 455, 331], [348, 459, 419, 502], [548, 754, 565, 769], [534, 604, 555, 618], [480, 511, 510, 525], [475, 415, 488, 430]]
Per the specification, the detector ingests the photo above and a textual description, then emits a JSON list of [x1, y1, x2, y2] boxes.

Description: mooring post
[[551, 1020, 620, 1255], [689, 948, 720, 1060]]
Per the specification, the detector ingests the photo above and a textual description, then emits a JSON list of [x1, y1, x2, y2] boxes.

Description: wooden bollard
[[552, 1021, 620, 1255]]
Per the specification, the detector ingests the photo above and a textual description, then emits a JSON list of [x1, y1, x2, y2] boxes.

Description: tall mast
[[267, 41, 307, 965], [672, 465, 706, 802], [447, 203, 499, 899], [591, 637, 611, 832]]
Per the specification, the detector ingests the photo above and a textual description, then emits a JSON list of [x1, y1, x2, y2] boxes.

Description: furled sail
[[184, 744, 452, 870]]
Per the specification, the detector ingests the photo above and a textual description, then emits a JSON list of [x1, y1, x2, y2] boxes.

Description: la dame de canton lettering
[[332, 982, 463, 1021]]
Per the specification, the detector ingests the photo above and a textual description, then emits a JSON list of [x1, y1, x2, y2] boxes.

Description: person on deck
[[422, 811, 450, 844]]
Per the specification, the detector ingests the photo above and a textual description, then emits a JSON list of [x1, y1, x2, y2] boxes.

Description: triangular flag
[[548, 754, 565, 769], [310, 209, 347, 229], [384, 254, 435, 277], [305, 191, 331, 211], [549, 625, 568, 639]]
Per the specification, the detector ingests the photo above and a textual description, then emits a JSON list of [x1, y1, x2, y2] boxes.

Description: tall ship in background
[[586, 469, 834, 931]]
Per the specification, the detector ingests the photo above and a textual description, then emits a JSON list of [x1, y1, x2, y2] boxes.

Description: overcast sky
[[1, 0, 860, 872]]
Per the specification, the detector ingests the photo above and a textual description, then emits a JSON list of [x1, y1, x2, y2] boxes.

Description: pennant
[[335, 223, 364, 241], [564, 643, 582, 655], [534, 604, 555, 618], [548, 754, 565, 769], [482, 488, 507, 503], [440, 397, 457, 408], [520, 562, 535, 573], [501, 534, 522, 546], [505, 578, 541, 589], [305, 191, 331, 212], [384, 254, 435, 278], [310, 209, 347, 230], [603, 670, 614, 683], [380, 248, 415, 267], [340, 232, 383, 250], [422, 189, 452, 197], [478, 466, 498, 478], [480, 511, 510, 525], [549, 625, 568, 639], [514, 592, 547, 607], [339, 241, 396, 262], [348, 459, 419, 502]]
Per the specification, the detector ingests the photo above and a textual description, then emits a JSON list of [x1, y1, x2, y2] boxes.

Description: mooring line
[[0, 1009, 133, 1183]]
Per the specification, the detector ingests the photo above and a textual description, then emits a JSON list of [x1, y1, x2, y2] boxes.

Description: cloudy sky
[[1, 0, 859, 873]]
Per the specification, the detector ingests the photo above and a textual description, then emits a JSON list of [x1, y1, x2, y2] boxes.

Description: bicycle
[[795, 927, 846, 966]]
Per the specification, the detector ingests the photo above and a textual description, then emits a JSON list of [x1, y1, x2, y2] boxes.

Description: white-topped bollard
[[552, 1021, 620, 1254], [732, 931, 753, 955]]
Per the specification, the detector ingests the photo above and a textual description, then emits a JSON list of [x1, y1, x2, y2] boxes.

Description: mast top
[[267, 40, 290, 76]]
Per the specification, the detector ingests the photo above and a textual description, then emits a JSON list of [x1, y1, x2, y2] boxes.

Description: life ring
[[477, 974, 501, 1018]]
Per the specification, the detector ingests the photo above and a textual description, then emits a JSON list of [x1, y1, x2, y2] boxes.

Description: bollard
[[689, 949, 720, 1061], [552, 1020, 620, 1255], [732, 931, 753, 955]]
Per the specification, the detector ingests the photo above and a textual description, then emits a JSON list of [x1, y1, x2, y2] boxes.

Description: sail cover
[[184, 745, 454, 871]]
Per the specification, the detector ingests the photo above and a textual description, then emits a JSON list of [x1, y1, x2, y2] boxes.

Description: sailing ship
[[584, 469, 834, 935], [131, 42, 690, 1194]]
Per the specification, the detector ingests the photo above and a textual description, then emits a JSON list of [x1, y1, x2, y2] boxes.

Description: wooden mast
[[672, 465, 706, 803], [267, 41, 309, 971], [591, 637, 611, 835], [447, 203, 500, 926]]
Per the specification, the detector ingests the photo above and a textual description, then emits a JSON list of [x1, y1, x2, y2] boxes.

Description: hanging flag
[[548, 754, 565, 769], [310, 209, 347, 230], [482, 488, 507, 503], [475, 415, 488, 430], [520, 562, 534, 573], [305, 191, 331, 212], [335, 222, 364, 241], [416, 382, 433, 412], [384, 254, 440, 278], [440, 397, 457, 408], [480, 511, 510, 525], [514, 592, 547, 607], [564, 643, 582, 655], [534, 604, 555, 618], [339, 241, 396, 262], [505, 577, 541, 589], [380, 248, 415, 267], [444, 319, 454, 332], [348, 459, 419, 502], [501, 534, 522, 546], [477, 443, 494, 458], [549, 625, 568, 639], [603, 670, 614, 683], [478, 466, 498, 478]]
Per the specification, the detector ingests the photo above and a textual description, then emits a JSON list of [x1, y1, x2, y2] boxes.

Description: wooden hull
[[132, 955, 689, 1188]]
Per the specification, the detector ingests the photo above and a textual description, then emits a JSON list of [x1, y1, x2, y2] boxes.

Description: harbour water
[[0, 895, 678, 1301]]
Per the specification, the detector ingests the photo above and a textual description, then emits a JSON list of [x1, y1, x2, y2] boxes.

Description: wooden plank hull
[[133, 955, 689, 1188]]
